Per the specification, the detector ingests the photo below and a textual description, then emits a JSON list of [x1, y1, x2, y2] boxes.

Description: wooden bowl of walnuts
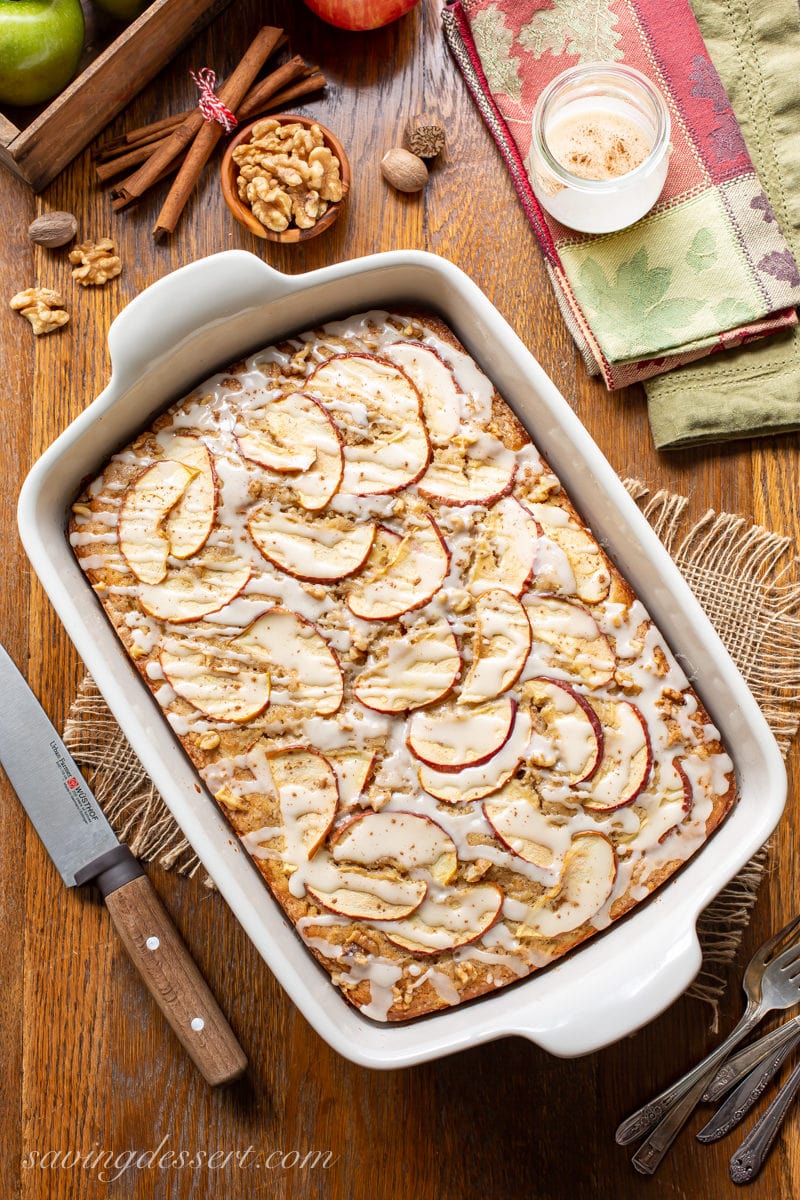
[[221, 114, 350, 243]]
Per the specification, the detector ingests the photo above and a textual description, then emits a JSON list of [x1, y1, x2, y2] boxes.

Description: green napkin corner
[[645, 0, 800, 448]]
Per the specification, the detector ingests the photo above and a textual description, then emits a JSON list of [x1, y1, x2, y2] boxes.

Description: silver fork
[[615, 914, 800, 1174], [697, 1018, 800, 1142], [729, 1058, 800, 1183], [703, 1014, 800, 1103]]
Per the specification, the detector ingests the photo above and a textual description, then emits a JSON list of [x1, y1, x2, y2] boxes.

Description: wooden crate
[[0, 0, 231, 192]]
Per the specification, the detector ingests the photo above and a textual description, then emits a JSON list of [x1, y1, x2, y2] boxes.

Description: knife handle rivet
[[190, 1017, 205, 1032], [145, 936, 160, 951]]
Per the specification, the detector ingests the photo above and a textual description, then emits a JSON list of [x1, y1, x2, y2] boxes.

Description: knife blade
[[0, 642, 247, 1086]]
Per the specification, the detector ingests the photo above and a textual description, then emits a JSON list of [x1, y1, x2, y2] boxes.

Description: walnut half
[[69, 238, 123, 287], [9, 287, 69, 335]]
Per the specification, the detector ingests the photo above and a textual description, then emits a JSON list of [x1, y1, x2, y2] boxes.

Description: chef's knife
[[0, 642, 247, 1086]]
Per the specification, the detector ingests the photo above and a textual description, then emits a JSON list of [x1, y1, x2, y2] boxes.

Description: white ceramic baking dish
[[18, 250, 786, 1068]]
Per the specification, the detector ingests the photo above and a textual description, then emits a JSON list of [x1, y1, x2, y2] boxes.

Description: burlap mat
[[62, 480, 800, 1026]]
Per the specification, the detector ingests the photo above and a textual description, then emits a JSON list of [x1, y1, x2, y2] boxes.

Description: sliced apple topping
[[159, 435, 217, 560], [235, 608, 343, 716], [323, 749, 376, 809], [267, 747, 338, 861], [354, 618, 460, 713], [407, 696, 516, 771], [236, 392, 344, 511], [655, 759, 694, 844], [382, 341, 463, 443], [331, 811, 457, 885], [516, 833, 617, 940], [307, 353, 430, 495], [467, 497, 538, 597], [346, 516, 449, 621], [384, 882, 504, 954], [118, 460, 196, 585], [138, 554, 251, 623], [306, 869, 427, 921], [523, 678, 602, 785], [419, 706, 532, 804], [580, 698, 652, 811], [484, 780, 561, 869], [418, 436, 516, 506], [536, 519, 611, 605], [160, 639, 270, 724], [524, 596, 616, 689], [628, 759, 694, 846], [248, 508, 375, 582], [460, 589, 531, 704]]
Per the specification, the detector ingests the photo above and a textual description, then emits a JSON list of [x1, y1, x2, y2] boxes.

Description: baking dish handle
[[510, 912, 703, 1057], [107, 251, 290, 385]]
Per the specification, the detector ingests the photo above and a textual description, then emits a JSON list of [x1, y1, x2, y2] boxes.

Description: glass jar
[[527, 62, 671, 235]]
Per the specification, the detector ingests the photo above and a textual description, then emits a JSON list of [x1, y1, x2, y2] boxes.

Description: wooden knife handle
[[103, 873, 247, 1086]]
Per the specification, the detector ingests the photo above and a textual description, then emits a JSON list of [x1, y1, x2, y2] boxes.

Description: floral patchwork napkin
[[443, 0, 800, 391], [643, 0, 800, 447]]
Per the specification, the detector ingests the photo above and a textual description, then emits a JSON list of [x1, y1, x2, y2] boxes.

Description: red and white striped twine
[[190, 67, 238, 134]]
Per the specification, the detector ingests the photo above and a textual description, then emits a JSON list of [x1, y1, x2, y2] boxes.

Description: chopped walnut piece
[[214, 784, 247, 812], [614, 668, 641, 694], [9, 287, 69, 335], [462, 857, 492, 882], [197, 731, 221, 751], [343, 927, 380, 956], [69, 238, 122, 287], [651, 645, 670, 677]]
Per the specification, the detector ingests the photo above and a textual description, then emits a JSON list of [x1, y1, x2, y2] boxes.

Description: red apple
[[301, 0, 419, 32]]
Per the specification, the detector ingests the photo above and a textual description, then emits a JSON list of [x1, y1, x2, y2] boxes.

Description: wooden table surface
[[2, 2, 799, 1197]]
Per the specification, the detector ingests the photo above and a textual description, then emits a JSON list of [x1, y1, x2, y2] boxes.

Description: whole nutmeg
[[28, 211, 78, 248], [380, 147, 428, 194], [405, 112, 446, 159]]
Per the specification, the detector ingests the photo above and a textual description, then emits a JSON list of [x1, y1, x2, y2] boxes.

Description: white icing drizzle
[[70, 308, 736, 1022]]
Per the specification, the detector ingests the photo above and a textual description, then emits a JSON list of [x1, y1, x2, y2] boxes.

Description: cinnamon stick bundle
[[100, 68, 328, 193], [153, 52, 311, 240], [101, 68, 329, 193], [97, 34, 292, 159], [98, 62, 322, 163], [112, 25, 283, 210]]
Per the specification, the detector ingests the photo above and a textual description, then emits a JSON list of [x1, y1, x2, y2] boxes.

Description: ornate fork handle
[[698, 1034, 800, 1142], [730, 1060, 800, 1184], [616, 1005, 760, 1146], [704, 1020, 800, 1103]]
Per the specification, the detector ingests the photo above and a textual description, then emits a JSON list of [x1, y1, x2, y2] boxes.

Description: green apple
[[0, 0, 84, 107], [92, 0, 150, 21]]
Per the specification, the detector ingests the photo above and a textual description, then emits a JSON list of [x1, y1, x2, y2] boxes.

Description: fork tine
[[773, 940, 800, 972], [749, 914, 800, 968]]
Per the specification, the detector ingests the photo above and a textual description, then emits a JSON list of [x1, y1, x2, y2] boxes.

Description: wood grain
[[1, 1, 798, 1197]]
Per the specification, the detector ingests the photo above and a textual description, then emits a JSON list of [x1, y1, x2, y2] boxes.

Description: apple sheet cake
[[69, 310, 736, 1022]]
